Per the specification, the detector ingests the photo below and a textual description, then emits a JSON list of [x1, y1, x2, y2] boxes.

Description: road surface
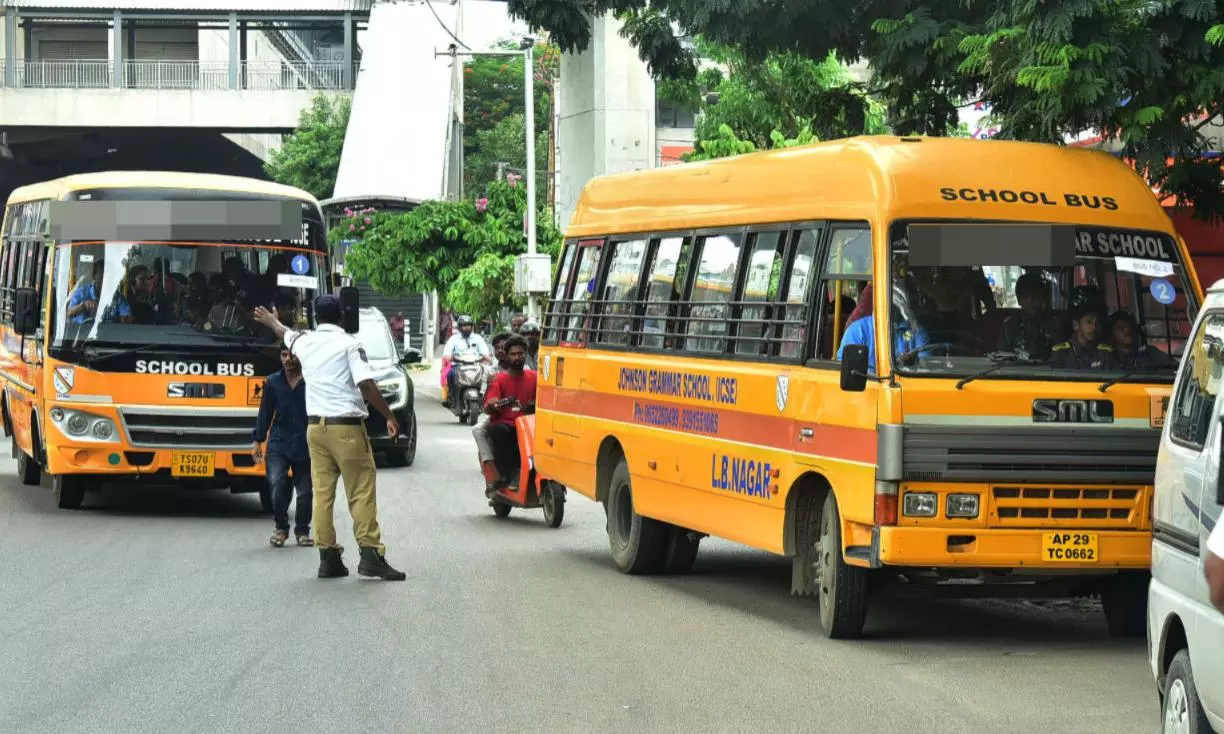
[[0, 376, 1158, 733]]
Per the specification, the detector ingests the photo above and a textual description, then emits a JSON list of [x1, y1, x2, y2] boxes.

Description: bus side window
[[564, 241, 605, 345], [686, 232, 744, 354], [640, 236, 689, 350], [735, 231, 785, 357], [543, 242, 577, 344], [593, 238, 648, 347], [780, 227, 822, 360], [820, 226, 873, 361]]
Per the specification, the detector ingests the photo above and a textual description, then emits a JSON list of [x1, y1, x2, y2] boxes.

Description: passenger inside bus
[[996, 272, 1062, 359], [1109, 310, 1176, 370], [66, 260, 105, 324], [1050, 303, 1113, 369]]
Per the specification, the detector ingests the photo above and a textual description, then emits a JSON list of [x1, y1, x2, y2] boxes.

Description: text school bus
[[531, 136, 1202, 638], [0, 172, 330, 510]]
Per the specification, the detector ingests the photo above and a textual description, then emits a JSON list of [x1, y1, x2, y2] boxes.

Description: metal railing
[[1, 60, 357, 91]]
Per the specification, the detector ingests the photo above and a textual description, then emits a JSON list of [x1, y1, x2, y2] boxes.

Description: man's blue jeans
[[267, 451, 313, 536]]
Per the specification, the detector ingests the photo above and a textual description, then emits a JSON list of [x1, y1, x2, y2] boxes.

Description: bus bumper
[[875, 526, 1151, 570], [47, 443, 262, 482]]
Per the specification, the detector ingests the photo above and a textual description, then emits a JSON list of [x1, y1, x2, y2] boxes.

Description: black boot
[[318, 548, 349, 579], [358, 547, 406, 581]]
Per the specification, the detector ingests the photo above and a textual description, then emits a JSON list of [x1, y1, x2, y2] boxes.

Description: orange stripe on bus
[[538, 385, 878, 465]]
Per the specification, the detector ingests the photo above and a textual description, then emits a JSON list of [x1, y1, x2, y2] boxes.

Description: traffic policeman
[[1108, 310, 1175, 370], [253, 296, 406, 582], [1049, 303, 1113, 369]]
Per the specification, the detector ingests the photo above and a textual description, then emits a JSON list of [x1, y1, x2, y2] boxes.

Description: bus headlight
[[902, 492, 938, 517], [52, 408, 118, 443], [946, 494, 980, 519]]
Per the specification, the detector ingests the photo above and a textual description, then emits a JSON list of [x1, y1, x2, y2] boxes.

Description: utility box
[[514, 253, 552, 295]]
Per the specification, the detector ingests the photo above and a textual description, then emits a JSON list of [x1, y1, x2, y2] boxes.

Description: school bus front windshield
[[50, 240, 325, 366], [875, 221, 1191, 384]]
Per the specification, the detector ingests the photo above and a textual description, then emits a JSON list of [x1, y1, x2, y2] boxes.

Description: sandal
[[269, 530, 288, 547], [296, 534, 315, 547]]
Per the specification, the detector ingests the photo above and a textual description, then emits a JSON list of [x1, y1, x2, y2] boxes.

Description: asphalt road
[[0, 375, 1159, 733]]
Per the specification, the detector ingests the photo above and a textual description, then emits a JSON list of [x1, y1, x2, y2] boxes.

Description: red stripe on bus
[[537, 385, 877, 465]]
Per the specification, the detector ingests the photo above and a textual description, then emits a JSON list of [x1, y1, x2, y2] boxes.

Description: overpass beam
[[4, 7, 15, 87], [228, 12, 238, 90], [343, 12, 354, 89], [111, 10, 124, 87]]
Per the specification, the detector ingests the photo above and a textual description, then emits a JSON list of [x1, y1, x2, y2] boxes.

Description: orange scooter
[[482, 414, 565, 527]]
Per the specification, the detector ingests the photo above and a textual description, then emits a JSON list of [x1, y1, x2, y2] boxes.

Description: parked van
[[1150, 279, 1224, 731]]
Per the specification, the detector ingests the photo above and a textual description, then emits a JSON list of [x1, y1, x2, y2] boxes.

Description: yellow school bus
[[534, 136, 1201, 638], [0, 172, 330, 510]]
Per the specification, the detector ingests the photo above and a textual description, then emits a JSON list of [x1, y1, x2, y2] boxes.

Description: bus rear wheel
[[1101, 571, 1148, 637], [815, 491, 871, 639], [605, 459, 667, 574]]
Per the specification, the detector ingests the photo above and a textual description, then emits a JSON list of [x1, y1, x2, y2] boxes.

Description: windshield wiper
[[1098, 366, 1177, 393], [955, 352, 1046, 390], [81, 342, 164, 367]]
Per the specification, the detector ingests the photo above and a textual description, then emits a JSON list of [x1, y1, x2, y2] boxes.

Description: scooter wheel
[[492, 500, 512, 519], [542, 482, 565, 528]]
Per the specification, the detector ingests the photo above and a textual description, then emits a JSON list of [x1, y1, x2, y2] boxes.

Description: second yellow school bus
[[532, 136, 1202, 638]]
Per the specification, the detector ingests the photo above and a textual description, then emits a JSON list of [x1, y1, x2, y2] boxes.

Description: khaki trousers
[[306, 421, 385, 554]]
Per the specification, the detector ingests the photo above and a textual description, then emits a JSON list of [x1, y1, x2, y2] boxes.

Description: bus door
[[551, 238, 604, 440], [788, 223, 876, 469]]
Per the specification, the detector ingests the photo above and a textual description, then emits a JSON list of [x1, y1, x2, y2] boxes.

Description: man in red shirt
[[484, 335, 537, 493]]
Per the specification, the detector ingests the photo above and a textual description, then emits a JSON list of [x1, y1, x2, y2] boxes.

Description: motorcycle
[[446, 351, 490, 426], [483, 413, 566, 527]]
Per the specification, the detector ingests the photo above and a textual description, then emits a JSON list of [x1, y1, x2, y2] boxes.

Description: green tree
[[463, 41, 560, 198], [337, 179, 561, 321], [264, 95, 351, 200], [465, 112, 550, 204], [508, 0, 1224, 218]]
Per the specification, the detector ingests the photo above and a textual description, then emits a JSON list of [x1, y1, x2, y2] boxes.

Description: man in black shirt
[[997, 272, 1062, 359], [1109, 311, 1175, 370], [1050, 304, 1114, 369], [253, 348, 313, 547]]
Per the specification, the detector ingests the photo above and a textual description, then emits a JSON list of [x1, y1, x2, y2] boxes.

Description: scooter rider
[[485, 335, 537, 494], [473, 332, 513, 494], [519, 320, 541, 371], [442, 315, 492, 408]]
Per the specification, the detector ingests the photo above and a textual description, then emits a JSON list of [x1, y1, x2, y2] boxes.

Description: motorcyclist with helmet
[[442, 315, 492, 409], [518, 320, 541, 370]]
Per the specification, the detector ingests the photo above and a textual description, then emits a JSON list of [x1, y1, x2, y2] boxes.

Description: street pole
[[523, 41, 539, 323]]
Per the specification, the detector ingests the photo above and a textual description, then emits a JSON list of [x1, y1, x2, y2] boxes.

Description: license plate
[[1041, 532, 1099, 563], [171, 451, 215, 478]]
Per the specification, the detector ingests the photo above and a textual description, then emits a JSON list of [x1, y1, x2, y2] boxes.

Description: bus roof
[[567, 136, 1174, 239], [6, 171, 319, 206]]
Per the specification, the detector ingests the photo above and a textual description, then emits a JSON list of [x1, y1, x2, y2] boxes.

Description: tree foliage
[[463, 40, 560, 198], [508, 0, 1224, 219], [264, 95, 351, 200], [337, 179, 561, 321]]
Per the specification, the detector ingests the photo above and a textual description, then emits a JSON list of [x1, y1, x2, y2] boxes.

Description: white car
[[1150, 280, 1224, 732]]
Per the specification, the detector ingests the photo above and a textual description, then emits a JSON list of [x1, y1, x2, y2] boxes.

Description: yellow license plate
[[1041, 532, 1099, 563], [171, 451, 215, 478]]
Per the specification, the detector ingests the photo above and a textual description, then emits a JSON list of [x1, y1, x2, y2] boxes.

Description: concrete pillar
[[3, 8, 16, 87], [342, 12, 353, 89], [239, 21, 247, 89], [227, 12, 238, 90], [556, 13, 656, 229], [112, 9, 124, 87]]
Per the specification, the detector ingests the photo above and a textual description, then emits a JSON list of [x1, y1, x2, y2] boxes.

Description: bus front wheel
[[54, 475, 85, 510], [815, 492, 871, 639], [605, 459, 667, 574]]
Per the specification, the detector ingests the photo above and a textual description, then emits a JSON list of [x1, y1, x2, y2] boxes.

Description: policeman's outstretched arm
[[253, 306, 288, 340]]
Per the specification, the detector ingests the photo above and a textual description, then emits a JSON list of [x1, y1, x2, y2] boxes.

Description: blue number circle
[[291, 254, 310, 275], [1150, 278, 1175, 305]]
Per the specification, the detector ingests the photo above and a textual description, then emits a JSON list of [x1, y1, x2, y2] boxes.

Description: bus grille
[[902, 425, 1158, 484], [990, 486, 1145, 528], [119, 408, 257, 449]]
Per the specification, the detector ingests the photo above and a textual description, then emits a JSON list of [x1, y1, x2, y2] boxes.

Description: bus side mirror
[[840, 345, 869, 392], [400, 347, 423, 365], [13, 288, 38, 336], [339, 286, 360, 334]]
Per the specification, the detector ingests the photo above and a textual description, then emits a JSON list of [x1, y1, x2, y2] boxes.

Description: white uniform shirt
[[443, 332, 491, 360], [1209, 515, 1224, 558], [284, 323, 378, 418]]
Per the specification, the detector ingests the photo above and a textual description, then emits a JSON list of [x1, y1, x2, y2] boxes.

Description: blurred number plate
[[172, 451, 215, 478], [1041, 532, 1098, 563]]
